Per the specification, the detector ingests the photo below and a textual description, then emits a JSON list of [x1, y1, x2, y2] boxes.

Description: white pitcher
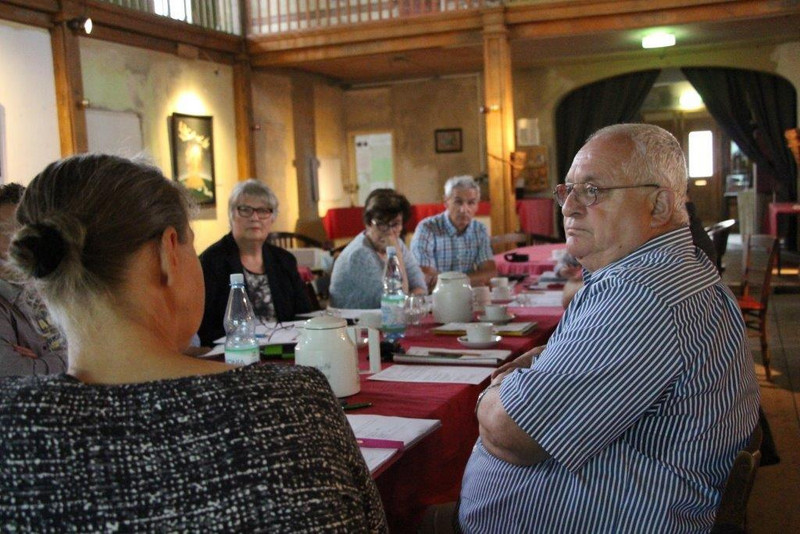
[[432, 271, 473, 323], [294, 315, 360, 397]]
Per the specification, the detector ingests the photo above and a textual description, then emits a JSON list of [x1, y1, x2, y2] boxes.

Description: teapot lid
[[303, 315, 347, 330], [438, 271, 468, 280]]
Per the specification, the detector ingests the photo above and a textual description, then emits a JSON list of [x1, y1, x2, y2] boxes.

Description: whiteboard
[[86, 108, 143, 157]]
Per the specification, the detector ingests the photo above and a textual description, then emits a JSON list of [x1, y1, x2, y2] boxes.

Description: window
[[688, 130, 713, 178]]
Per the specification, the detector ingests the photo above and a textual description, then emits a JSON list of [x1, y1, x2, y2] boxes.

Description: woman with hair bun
[[0, 154, 387, 532]]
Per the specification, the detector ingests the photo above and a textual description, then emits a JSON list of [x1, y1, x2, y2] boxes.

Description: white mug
[[490, 276, 509, 288], [491, 286, 512, 301], [484, 304, 507, 321], [466, 322, 493, 343]]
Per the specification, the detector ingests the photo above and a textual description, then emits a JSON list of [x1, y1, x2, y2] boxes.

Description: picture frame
[[435, 128, 463, 153], [170, 112, 216, 205]]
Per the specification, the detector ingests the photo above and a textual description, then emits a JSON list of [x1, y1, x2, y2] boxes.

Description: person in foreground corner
[[0, 154, 387, 532], [197, 179, 310, 346], [459, 124, 759, 533], [329, 188, 427, 309], [410, 175, 496, 291]]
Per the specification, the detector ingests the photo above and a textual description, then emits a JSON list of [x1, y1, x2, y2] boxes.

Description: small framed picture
[[435, 128, 463, 153], [170, 112, 216, 205]]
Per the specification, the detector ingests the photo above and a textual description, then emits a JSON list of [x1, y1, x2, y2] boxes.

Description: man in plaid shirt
[[411, 175, 496, 291]]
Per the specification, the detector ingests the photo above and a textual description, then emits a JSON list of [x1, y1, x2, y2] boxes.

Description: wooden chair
[[737, 234, 779, 381], [267, 231, 325, 250], [705, 219, 736, 274], [712, 424, 763, 533], [491, 232, 531, 254]]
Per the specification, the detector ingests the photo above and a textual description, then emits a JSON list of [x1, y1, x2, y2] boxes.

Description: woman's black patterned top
[[0, 364, 388, 532]]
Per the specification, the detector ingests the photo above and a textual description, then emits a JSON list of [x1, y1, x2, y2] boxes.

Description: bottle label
[[225, 346, 260, 366], [381, 294, 406, 333]]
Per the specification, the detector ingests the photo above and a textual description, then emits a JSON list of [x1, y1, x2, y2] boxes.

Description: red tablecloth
[[516, 198, 555, 236], [322, 202, 492, 240], [347, 310, 561, 533], [494, 243, 565, 276], [767, 202, 800, 236]]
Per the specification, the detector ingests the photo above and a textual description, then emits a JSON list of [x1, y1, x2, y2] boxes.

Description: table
[[516, 198, 555, 236], [346, 307, 562, 533], [494, 242, 566, 276], [767, 202, 800, 274]]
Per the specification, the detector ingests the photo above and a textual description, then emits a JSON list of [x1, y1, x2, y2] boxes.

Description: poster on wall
[[170, 112, 216, 205]]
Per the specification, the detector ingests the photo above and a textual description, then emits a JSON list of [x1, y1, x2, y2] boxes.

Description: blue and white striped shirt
[[410, 212, 493, 274], [459, 227, 759, 533]]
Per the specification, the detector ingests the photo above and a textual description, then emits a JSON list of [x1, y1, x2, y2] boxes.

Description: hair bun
[[15, 224, 68, 278]]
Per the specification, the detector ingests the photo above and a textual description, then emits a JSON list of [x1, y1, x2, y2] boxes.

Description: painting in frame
[[170, 112, 216, 205], [435, 128, 463, 153]]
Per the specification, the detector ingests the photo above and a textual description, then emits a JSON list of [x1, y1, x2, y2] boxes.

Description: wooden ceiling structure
[[2, 0, 799, 233]]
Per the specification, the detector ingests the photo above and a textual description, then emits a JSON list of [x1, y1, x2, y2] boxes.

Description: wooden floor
[[721, 238, 800, 531]]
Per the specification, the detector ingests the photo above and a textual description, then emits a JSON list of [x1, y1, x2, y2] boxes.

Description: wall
[[80, 38, 238, 254], [0, 20, 61, 185], [343, 75, 483, 204]]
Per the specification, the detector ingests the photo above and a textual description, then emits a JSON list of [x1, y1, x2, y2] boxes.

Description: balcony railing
[[248, 0, 485, 35], [101, 0, 242, 35]]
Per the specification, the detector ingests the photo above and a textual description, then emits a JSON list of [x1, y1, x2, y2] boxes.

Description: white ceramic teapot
[[432, 271, 473, 323], [294, 315, 360, 397]]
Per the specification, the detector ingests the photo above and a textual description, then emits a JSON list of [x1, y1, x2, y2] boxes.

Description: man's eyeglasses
[[553, 183, 660, 207], [236, 205, 274, 219], [371, 219, 404, 232]]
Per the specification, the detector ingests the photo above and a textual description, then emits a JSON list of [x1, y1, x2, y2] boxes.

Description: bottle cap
[[386, 246, 396, 256], [230, 273, 244, 285]]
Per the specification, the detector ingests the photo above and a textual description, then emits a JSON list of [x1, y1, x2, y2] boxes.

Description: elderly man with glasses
[[197, 179, 311, 346], [458, 124, 759, 533], [410, 175, 496, 291], [329, 188, 426, 309]]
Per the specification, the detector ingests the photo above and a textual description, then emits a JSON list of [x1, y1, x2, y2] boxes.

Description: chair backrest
[[267, 231, 325, 250], [705, 219, 736, 272], [741, 234, 779, 309], [712, 424, 763, 533], [491, 232, 531, 254]]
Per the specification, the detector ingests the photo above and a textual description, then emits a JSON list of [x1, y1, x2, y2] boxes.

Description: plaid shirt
[[410, 212, 493, 273]]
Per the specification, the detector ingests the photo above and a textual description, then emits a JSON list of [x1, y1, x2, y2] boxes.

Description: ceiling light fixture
[[642, 32, 675, 49], [68, 16, 93, 35]]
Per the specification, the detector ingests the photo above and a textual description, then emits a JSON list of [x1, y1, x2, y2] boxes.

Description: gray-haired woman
[[197, 179, 311, 346]]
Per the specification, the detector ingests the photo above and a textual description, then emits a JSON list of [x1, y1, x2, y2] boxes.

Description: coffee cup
[[471, 286, 491, 309], [484, 304, 507, 321], [466, 322, 493, 343], [490, 277, 509, 288], [491, 286, 512, 301]]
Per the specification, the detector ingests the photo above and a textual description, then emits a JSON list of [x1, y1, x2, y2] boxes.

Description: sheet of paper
[[518, 291, 563, 307], [367, 364, 493, 385], [325, 307, 380, 320], [213, 320, 306, 346], [347, 414, 442, 474], [405, 346, 511, 359]]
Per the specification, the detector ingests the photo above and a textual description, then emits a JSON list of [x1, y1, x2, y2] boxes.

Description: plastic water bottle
[[224, 273, 259, 366], [381, 246, 407, 342]]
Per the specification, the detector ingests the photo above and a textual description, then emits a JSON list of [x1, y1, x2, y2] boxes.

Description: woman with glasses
[[197, 179, 311, 346], [329, 188, 427, 309]]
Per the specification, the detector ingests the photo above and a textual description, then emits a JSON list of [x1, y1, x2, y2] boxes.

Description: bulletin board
[[511, 146, 549, 193]]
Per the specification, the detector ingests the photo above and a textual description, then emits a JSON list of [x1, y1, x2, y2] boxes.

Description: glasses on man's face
[[553, 182, 660, 207], [236, 205, 274, 219], [371, 219, 404, 232]]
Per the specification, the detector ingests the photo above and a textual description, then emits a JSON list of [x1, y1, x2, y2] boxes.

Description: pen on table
[[356, 438, 405, 450], [342, 402, 373, 411]]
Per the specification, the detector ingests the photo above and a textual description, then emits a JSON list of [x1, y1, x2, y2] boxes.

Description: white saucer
[[478, 313, 515, 325], [457, 335, 502, 349]]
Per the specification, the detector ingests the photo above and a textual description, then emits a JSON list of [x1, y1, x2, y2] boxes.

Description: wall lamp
[[68, 17, 93, 35]]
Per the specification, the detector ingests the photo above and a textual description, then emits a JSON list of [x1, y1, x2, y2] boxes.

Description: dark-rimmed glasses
[[371, 219, 404, 232], [554, 183, 660, 207], [236, 205, 274, 219]]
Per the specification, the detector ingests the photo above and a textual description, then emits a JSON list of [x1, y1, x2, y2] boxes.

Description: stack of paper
[[393, 346, 512, 367], [368, 364, 493, 385], [431, 321, 538, 336], [347, 414, 441, 474]]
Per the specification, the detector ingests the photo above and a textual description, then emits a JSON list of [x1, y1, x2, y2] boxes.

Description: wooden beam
[[50, 20, 87, 155], [233, 59, 256, 179], [0, 1, 55, 28]]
